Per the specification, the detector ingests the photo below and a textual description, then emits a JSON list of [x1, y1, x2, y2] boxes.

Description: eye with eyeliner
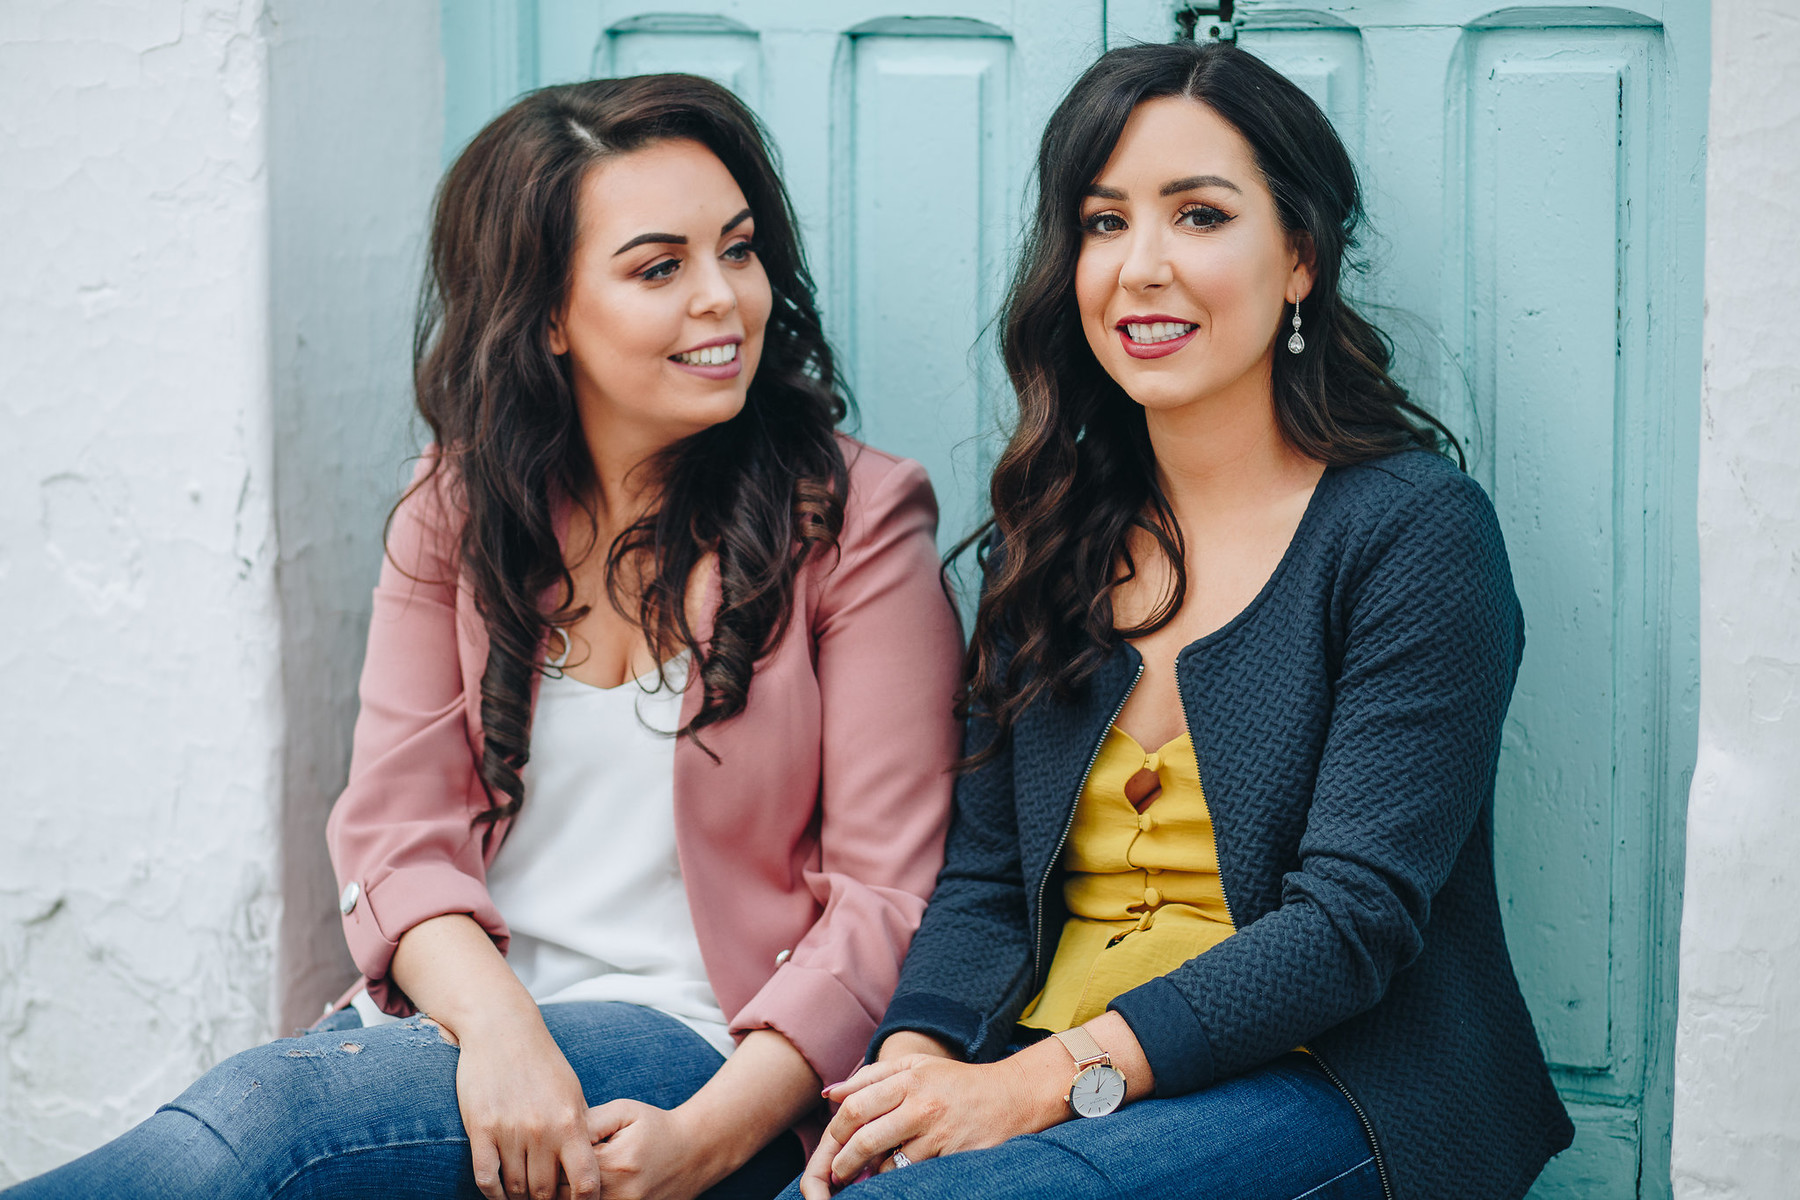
[[1177, 203, 1233, 229], [640, 256, 680, 282], [722, 237, 757, 263], [1080, 211, 1126, 236]]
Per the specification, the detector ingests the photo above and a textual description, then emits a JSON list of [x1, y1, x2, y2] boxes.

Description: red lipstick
[[1114, 315, 1198, 361]]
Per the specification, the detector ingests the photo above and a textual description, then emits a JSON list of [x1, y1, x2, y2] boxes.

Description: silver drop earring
[[1287, 302, 1305, 354]]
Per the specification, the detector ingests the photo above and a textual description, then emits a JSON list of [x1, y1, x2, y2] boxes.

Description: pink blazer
[[325, 437, 963, 1089]]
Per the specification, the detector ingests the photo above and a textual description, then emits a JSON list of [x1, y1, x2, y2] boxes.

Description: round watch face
[[1070, 1064, 1127, 1117]]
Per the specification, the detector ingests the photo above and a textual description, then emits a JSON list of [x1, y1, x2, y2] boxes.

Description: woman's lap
[[781, 1053, 1379, 1200], [7, 1001, 800, 1200]]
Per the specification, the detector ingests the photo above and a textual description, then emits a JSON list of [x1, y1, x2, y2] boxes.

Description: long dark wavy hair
[[961, 40, 1457, 755], [403, 75, 849, 823]]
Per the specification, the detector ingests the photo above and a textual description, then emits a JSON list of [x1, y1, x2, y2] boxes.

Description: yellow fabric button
[[1144, 886, 1162, 907], [1137, 813, 1156, 832]]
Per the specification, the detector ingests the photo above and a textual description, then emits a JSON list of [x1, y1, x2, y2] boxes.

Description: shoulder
[[386, 445, 467, 573], [1322, 449, 1501, 553], [834, 434, 937, 541], [1317, 450, 1516, 619], [1329, 447, 1484, 513]]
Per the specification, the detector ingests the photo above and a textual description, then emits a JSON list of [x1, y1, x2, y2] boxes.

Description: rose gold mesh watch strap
[[1052, 1026, 1110, 1069]]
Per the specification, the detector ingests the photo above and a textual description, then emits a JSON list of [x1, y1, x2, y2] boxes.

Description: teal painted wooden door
[[441, 3, 1704, 1197]]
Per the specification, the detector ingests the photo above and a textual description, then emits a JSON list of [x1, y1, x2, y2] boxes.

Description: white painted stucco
[[0, 0, 441, 1179], [0, 0, 283, 1182], [1670, 1, 1800, 1196]]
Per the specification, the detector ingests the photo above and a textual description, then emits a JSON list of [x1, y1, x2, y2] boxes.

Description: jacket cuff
[[869, 993, 990, 1063], [731, 963, 878, 1089], [341, 863, 509, 1016], [1109, 977, 1215, 1096]]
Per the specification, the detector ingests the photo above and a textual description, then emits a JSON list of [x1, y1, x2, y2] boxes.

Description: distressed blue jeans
[[776, 1050, 1381, 1200], [6, 1001, 802, 1199]]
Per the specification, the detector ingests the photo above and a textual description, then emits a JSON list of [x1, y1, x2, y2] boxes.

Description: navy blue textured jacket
[[872, 451, 1573, 1200]]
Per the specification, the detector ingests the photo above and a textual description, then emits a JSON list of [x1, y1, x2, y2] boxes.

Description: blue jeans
[[777, 1051, 1380, 1200], [7, 1001, 802, 1199]]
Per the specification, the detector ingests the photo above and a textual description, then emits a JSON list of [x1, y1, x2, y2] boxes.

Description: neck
[[575, 405, 673, 540], [1141, 357, 1316, 522]]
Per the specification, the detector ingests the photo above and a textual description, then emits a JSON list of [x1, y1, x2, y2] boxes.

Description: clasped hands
[[798, 1015, 1153, 1198]]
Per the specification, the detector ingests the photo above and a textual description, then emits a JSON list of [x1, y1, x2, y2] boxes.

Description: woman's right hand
[[449, 1002, 601, 1200], [389, 914, 600, 1200]]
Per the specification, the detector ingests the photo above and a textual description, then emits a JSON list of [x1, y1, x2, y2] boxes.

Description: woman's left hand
[[577, 1099, 723, 1200], [798, 1054, 1061, 1198]]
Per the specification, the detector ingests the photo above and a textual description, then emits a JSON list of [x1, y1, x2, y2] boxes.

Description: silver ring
[[890, 1148, 913, 1169]]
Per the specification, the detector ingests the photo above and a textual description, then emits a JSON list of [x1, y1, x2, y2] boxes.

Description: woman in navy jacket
[[792, 41, 1571, 1200]]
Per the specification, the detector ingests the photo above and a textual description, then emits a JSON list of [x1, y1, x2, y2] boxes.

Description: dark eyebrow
[[1161, 174, 1240, 196], [612, 208, 754, 257], [1082, 175, 1239, 202], [613, 231, 684, 257]]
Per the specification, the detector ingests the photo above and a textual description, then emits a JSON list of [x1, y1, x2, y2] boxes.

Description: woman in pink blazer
[[7, 75, 960, 1200]]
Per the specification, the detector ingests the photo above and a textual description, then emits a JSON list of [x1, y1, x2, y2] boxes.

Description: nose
[[687, 253, 738, 320], [1118, 223, 1173, 294]]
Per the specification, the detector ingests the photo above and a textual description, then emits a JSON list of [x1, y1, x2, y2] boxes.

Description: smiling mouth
[[670, 343, 738, 366], [1120, 321, 1198, 345]]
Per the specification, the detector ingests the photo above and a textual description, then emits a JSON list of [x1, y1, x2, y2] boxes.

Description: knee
[[162, 1035, 343, 1153]]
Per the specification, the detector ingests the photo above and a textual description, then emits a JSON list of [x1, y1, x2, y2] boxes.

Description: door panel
[[602, 15, 763, 101], [839, 26, 1011, 546]]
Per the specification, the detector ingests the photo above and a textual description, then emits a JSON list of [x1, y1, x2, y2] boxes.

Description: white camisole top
[[352, 649, 733, 1057]]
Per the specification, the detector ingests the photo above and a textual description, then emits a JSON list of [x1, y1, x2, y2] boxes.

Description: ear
[[547, 308, 570, 357], [1288, 231, 1318, 304]]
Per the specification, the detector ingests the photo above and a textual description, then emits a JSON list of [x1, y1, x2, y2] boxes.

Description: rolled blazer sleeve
[[728, 456, 964, 1085], [325, 455, 509, 1015]]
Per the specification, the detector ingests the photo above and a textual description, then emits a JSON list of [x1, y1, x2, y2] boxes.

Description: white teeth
[[674, 343, 739, 366], [1124, 321, 1197, 344]]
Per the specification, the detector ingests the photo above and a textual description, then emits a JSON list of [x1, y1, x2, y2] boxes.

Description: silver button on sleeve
[[774, 948, 792, 967], [339, 881, 362, 916]]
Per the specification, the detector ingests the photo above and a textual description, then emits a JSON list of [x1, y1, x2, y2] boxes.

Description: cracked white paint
[[0, 0, 282, 1182], [1672, 1, 1800, 1196], [1, 0, 442, 1180]]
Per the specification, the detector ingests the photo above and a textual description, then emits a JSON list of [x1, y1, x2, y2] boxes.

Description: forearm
[[674, 1029, 822, 1182], [390, 912, 540, 1039]]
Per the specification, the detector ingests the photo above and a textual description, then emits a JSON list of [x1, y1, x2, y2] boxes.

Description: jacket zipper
[[1033, 662, 1144, 988], [1172, 658, 1395, 1200], [1307, 1049, 1396, 1200]]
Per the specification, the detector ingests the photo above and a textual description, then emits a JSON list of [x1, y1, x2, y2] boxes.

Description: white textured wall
[[266, 0, 440, 1035], [1672, 1, 1800, 1196], [0, 0, 283, 1182], [0, 0, 443, 1179]]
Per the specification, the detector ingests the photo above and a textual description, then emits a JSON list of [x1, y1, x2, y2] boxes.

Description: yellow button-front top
[[1019, 725, 1238, 1034]]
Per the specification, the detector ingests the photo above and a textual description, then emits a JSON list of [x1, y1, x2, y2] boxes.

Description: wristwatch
[[1052, 1026, 1128, 1118]]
